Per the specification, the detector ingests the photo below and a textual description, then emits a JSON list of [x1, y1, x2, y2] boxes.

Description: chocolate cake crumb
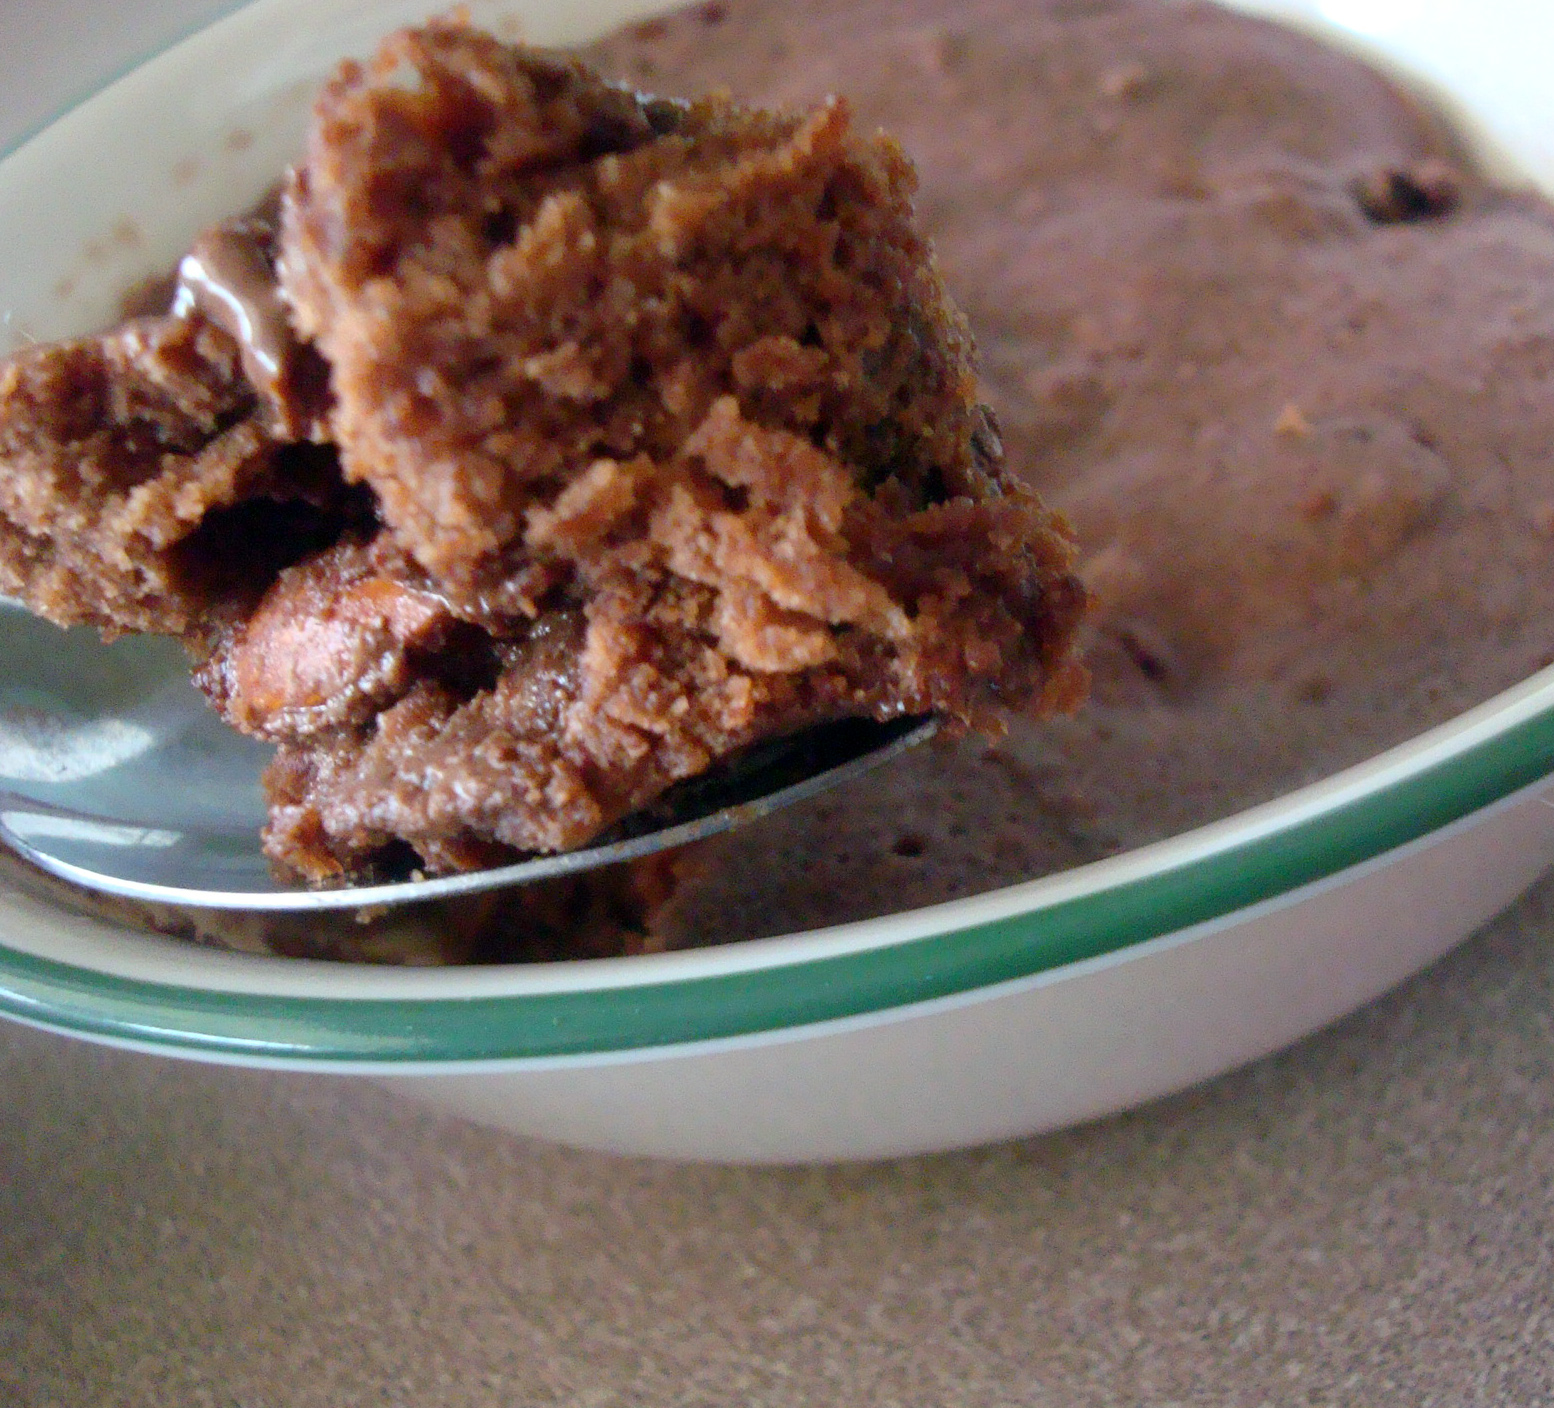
[[1355, 159, 1462, 224], [0, 312, 347, 638]]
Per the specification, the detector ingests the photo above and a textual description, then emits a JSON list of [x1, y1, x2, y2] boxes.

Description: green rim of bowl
[[1, 688, 1552, 1062]]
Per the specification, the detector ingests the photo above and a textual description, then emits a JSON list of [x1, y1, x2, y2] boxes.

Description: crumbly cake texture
[[0, 19, 1086, 887], [0, 311, 344, 638]]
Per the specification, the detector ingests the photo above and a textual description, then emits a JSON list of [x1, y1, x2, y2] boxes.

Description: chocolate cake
[[0, 19, 1087, 885]]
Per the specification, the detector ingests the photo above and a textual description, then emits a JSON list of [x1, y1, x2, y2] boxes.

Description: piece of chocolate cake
[[0, 19, 1087, 884]]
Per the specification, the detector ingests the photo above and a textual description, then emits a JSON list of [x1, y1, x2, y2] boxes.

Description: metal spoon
[[0, 600, 935, 911]]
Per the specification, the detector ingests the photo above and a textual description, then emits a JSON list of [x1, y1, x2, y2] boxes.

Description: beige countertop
[[5, 877, 1554, 1405]]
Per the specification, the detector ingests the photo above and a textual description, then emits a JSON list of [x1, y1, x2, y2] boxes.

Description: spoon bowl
[[0, 598, 936, 910]]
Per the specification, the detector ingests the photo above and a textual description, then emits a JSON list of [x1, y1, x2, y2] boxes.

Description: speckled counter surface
[[5, 877, 1554, 1406]]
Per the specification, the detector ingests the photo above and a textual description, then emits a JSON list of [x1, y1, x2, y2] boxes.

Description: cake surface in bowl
[[580, 0, 1554, 945]]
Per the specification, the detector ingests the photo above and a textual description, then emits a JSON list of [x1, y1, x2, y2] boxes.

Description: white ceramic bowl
[[2, 0, 1552, 1162]]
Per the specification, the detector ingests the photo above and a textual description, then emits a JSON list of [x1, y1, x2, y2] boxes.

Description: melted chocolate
[[172, 218, 295, 402]]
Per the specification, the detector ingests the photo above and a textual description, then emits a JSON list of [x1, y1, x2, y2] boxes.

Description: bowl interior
[[0, 0, 1553, 1056]]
